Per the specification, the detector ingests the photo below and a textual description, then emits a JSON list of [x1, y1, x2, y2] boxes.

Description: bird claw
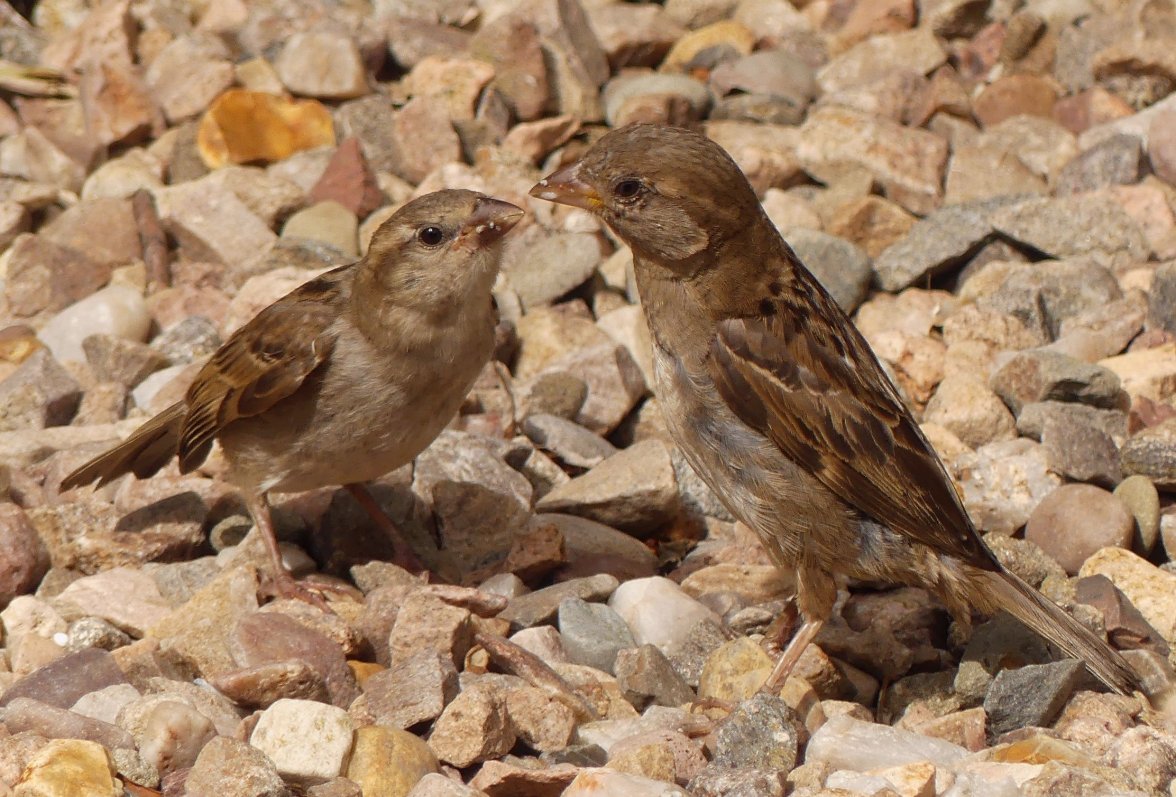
[[264, 571, 353, 613]]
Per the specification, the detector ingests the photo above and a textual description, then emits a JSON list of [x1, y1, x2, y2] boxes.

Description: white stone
[[250, 698, 355, 784], [608, 576, 721, 658], [562, 767, 689, 796], [38, 284, 151, 364], [71, 684, 142, 725], [806, 715, 968, 771], [131, 364, 191, 412]]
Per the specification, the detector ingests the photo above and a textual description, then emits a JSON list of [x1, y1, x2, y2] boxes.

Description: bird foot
[[263, 571, 354, 613]]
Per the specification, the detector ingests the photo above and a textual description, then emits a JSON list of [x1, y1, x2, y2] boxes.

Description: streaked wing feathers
[[175, 270, 345, 472], [709, 272, 996, 571]]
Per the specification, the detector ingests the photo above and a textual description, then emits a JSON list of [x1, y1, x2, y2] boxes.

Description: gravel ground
[[1, 0, 1176, 795]]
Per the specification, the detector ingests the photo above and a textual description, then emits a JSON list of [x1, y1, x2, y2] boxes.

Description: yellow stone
[[697, 636, 774, 702], [14, 739, 119, 797], [868, 761, 937, 797], [347, 660, 384, 688], [197, 89, 335, 169], [346, 725, 438, 797], [662, 21, 756, 71]]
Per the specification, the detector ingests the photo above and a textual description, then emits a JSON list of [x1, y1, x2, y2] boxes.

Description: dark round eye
[[613, 179, 643, 200], [417, 225, 445, 246]]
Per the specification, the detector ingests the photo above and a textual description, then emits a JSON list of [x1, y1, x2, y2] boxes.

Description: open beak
[[459, 197, 525, 248], [530, 163, 603, 211]]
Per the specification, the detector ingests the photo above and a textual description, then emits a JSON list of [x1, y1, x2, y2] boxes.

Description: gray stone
[[501, 227, 604, 309], [0, 648, 129, 709], [983, 659, 1087, 735], [687, 767, 785, 797], [712, 693, 801, 772], [522, 413, 617, 469], [499, 574, 620, 630], [1015, 401, 1128, 443], [535, 439, 679, 536], [1113, 475, 1161, 554], [989, 349, 1125, 416], [873, 197, 1019, 291], [787, 229, 872, 313], [989, 195, 1149, 269], [557, 597, 636, 675], [1055, 134, 1145, 195], [1147, 261, 1176, 336]]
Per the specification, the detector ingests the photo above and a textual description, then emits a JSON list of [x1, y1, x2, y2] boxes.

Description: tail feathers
[[61, 402, 185, 490], [983, 569, 1141, 696]]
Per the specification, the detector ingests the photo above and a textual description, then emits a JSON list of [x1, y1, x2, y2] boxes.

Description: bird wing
[[707, 264, 997, 571], [176, 267, 349, 472]]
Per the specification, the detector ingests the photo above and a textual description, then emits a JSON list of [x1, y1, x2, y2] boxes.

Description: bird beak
[[459, 197, 525, 249], [530, 163, 603, 211]]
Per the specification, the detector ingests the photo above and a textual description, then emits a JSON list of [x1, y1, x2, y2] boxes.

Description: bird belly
[[221, 326, 490, 495], [652, 345, 859, 569]]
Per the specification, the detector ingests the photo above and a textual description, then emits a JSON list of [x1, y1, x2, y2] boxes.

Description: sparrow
[[531, 125, 1140, 696], [63, 189, 524, 607]]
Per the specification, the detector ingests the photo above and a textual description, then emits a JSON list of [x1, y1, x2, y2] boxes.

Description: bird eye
[[613, 179, 643, 200], [417, 225, 445, 247]]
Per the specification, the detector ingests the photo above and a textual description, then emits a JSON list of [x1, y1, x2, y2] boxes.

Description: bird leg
[[761, 619, 824, 694], [245, 492, 333, 611], [345, 483, 426, 574]]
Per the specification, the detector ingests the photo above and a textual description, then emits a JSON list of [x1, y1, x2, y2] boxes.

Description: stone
[[427, 684, 514, 767], [351, 651, 457, 729], [282, 201, 358, 257], [1120, 419, 1176, 488], [562, 768, 689, 797], [5, 234, 109, 319], [697, 637, 774, 704], [1039, 416, 1122, 487], [805, 714, 967, 771], [1080, 547, 1176, 644], [146, 33, 235, 123], [230, 609, 358, 708], [250, 699, 355, 785], [500, 574, 620, 629], [817, 29, 945, 94], [557, 597, 636, 675], [0, 504, 49, 606], [405, 773, 485, 797], [9, 738, 119, 797], [155, 179, 277, 268], [989, 195, 1148, 270], [983, 659, 1087, 735], [873, 197, 1018, 291], [523, 414, 618, 470], [796, 106, 947, 213], [547, 513, 660, 582], [1101, 344, 1176, 403], [346, 725, 438, 797], [54, 566, 171, 637], [786, 229, 872, 313], [713, 693, 801, 772], [138, 699, 217, 775], [211, 660, 329, 709], [536, 439, 679, 536], [504, 686, 578, 752], [923, 375, 1017, 449], [1055, 134, 1144, 195], [500, 226, 605, 309], [610, 577, 724, 661], [602, 72, 711, 127], [0, 348, 81, 432], [81, 335, 168, 389], [1075, 574, 1169, 655], [184, 736, 288, 797], [1, 646, 129, 710], [36, 284, 151, 366], [614, 644, 696, 710], [990, 350, 1125, 416], [1024, 484, 1134, 574], [275, 31, 367, 100], [1113, 475, 1160, 554]]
